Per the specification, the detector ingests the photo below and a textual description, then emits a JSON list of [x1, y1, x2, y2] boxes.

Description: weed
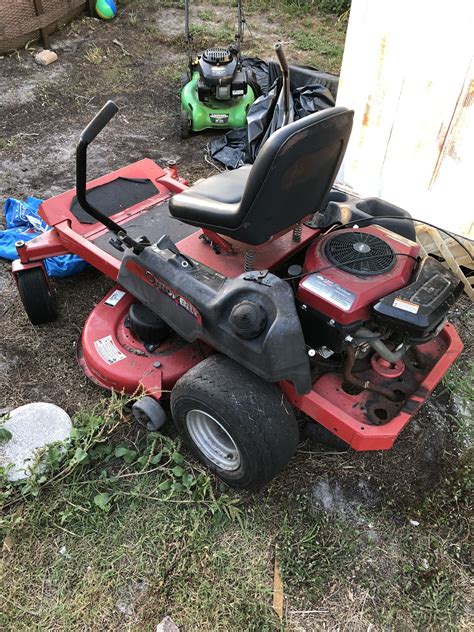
[[443, 359, 474, 444], [292, 29, 319, 51], [198, 10, 215, 22], [0, 138, 17, 151], [84, 45, 104, 65]]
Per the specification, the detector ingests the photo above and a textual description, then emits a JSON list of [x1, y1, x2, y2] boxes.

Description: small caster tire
[[16, 267, 57, 325], [132, 397, 167, 431]]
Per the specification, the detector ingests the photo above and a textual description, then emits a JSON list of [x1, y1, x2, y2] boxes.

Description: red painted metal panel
[[281, 323, 463, 450]]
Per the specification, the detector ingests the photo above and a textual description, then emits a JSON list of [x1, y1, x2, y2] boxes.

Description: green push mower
[[179, 0, 256, 138]]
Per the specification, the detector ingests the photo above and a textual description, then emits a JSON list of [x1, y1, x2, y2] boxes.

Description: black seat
[[169, 107, 354, 246]]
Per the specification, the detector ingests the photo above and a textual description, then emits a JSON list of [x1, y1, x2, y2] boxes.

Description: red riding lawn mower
[[12, 50, 464, 489]]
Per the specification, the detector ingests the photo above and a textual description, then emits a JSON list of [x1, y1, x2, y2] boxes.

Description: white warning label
[[105, 289, 126, 307], [393, 297, 419, 314], [94, 335, 126, 364]]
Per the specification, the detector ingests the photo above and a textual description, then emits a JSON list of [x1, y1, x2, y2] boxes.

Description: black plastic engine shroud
[[117, 246, 312, 394]]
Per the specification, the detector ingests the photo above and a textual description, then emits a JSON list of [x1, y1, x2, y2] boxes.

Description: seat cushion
[[169, 165, 252, 229]]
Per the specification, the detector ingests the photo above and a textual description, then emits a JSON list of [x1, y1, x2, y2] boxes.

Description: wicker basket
[[0, 0, 88, 54]]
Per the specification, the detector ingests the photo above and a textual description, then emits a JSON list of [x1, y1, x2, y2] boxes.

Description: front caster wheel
[[171, 355, 299, 489], [132, 397, 167, 431], [16, 267, 57, 325]]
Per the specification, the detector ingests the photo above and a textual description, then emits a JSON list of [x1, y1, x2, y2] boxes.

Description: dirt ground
[[0, 1, 473, 629]]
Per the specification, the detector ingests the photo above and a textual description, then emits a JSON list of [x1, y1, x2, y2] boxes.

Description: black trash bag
[[208, 128, 249, 170], [209, 56, 340, 169], [241, 57, 269, 96], [293, 84, 335, 119], [246, 77, 295, 162]]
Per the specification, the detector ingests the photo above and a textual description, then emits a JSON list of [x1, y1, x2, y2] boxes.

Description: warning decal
[[94, 335, 126, 364], [393, 297, 420, 314]]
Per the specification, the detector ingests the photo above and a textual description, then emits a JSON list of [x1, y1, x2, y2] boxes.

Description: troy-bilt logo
[[126, 261, 202, 323]]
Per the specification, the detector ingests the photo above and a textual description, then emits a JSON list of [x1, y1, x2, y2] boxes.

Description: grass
[[198, 10, 216, 22], [292, 30, 319, 51], [1, 392, 472, 630], [1, 1, 473, 628], [0, 138, 17, 151]]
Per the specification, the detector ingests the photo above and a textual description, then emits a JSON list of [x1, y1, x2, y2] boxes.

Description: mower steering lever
[[75, 101, 150, 254]]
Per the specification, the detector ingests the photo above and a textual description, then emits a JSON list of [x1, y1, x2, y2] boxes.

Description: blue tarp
[[0, 197, 88, 277]]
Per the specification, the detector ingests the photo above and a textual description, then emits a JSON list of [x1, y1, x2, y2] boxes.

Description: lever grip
[[80, 100, 119, 144], [274, 42, 289, 74]]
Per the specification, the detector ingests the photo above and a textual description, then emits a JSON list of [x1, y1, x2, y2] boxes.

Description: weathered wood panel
[[336, 0, 474, 238]]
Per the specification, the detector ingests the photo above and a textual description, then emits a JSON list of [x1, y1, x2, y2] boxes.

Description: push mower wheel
[[171, 355, 299, 489], [179, 111, 191, 139], [180, 73, 190, 88], [16, 267, 57, 325]]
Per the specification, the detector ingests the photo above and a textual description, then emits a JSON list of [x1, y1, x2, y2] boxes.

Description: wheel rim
[[185, 409, 241, 471]]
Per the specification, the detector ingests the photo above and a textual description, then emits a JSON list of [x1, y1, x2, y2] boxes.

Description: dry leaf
[[273, 556, 284, 620]]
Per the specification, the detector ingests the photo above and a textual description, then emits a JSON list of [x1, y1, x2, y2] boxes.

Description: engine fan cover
[[298, 225, 420, 326]]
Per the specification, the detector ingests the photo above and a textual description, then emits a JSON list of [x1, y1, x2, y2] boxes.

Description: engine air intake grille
[[202, 48, 232, 63], [325, 231, 395, 275]]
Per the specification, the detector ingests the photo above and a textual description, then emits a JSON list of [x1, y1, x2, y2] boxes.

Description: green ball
[[95, 0, 117, 20]]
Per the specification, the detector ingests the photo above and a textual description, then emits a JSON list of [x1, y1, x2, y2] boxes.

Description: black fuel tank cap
[[229, 300, 267, 340]]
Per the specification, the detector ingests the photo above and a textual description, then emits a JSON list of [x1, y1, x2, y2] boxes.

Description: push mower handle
[[79, 100, 118, 145], [274, 42, 289, 74], [274, 43, 290, 127]]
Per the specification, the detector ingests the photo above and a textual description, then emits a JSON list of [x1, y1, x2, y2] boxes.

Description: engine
[[296, 225, 463, 362], [197, 47, 249, 102]]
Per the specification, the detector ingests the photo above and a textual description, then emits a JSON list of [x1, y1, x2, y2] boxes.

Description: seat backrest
[[238, 107, 353, 245]]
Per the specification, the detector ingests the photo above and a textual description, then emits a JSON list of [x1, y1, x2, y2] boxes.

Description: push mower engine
[[197, 47, 249, 102], [295, 225, 463, 425]]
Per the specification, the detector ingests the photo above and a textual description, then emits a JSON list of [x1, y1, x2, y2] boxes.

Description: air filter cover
[[202, 48, 232, 64], [324, 231, 395, 276]]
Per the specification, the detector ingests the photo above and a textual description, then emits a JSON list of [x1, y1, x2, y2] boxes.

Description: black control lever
[[156, 235, 194, 268], [76, 101, 150, 254]]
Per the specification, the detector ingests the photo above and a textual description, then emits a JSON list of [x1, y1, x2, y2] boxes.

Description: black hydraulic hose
[[352, 328, 382, 340]]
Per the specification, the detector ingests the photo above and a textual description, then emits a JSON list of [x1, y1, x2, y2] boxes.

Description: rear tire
[[179, 111, 191, 139], [16, 267, 57, 325], [171, 355, 299, 489]]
